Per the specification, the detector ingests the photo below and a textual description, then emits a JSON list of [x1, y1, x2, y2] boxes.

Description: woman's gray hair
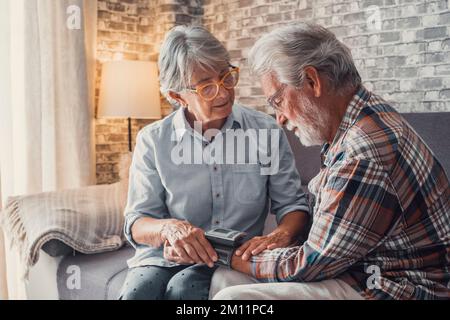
[[158, 25, 230, 107], [248, 23, 361, 94]]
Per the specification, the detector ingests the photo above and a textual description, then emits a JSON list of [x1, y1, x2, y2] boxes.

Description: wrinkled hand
[[161, 219, 218, 267], [235, 229, 297, 261], [163, 241, 195, 265]]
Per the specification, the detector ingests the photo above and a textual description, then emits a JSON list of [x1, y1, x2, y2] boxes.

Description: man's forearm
[[275, 210, 309, 242], [230, 210, 308, 276], [231, 253, 252, 275]]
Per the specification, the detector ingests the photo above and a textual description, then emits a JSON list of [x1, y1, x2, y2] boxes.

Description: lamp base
[[128, 117, 132, 152]]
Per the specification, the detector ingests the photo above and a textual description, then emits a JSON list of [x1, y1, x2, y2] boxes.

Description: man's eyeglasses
[[267, 84, 287, 112], [187, 66, 240, 101]]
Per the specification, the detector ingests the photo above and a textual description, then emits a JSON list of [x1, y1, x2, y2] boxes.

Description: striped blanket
[[1, 181, 128, 279]]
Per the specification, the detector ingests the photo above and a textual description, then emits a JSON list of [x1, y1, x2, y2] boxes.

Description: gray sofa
[[56, 112, 450, 300]]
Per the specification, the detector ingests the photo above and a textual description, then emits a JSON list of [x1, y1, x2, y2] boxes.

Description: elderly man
[[212, 23, 450, 300]]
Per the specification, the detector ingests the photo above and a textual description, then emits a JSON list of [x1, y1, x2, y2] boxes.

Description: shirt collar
[[172, 105, 243, 143], [172, 107, 191, 142], [330, 85, 372, 148], [320, 85, 371, 167]]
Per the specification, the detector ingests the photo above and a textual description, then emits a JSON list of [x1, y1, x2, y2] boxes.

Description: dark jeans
[[118, 264, 218, 300]]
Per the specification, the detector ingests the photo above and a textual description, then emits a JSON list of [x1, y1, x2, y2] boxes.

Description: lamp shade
[[98, 60, 162, 119]]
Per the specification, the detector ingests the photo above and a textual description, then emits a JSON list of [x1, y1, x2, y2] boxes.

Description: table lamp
[[98, 60, 162, 152]]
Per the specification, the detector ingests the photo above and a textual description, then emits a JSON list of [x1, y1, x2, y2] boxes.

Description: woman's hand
[[235, 229, 297, 261], [163, 241, 192, 265], [161, 219, 218, 267]]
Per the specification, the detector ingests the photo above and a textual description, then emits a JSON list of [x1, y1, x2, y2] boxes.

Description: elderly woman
[[119, 25, 310, 300]]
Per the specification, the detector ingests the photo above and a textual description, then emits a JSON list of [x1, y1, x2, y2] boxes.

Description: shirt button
[[214, 220, 220, 225], [213, 166, 217, 171], [216, 193, 220, 198]]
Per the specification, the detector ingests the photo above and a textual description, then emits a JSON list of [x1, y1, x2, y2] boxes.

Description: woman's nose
[[217, 84, 230, 99], [276, 112, 287, 126]]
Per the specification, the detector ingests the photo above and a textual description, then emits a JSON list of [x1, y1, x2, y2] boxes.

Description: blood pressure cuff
[[211, 243, 236, 267], [205, 228, 247, 268]]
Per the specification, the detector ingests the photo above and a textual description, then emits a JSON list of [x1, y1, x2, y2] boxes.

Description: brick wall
[[95, 0, 450, 184], [203, 0, 450, 113]]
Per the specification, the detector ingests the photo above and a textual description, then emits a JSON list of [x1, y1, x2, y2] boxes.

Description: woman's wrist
[[135, 217, 174, 248], [159, 218, 177, 244]]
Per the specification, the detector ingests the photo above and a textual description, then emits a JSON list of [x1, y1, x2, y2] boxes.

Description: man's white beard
[[286, 96, 327, 147], [287, 119, 322, 146]]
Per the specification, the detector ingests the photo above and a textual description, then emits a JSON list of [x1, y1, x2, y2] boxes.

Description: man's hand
[[235, 229, 296, 261], [235, 211, 308, 261], [161, 219, 218, 267]]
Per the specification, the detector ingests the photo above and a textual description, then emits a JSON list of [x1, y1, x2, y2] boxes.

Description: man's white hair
[[248, 23, 361, 94], [158, 25, 230, 107]]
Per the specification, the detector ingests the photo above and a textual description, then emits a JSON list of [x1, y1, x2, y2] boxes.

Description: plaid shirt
[[250, 86, 450, 300]]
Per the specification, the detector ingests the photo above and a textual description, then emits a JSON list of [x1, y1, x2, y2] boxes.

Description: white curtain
[[0, 0, 97, 299], [0, 180, 6, 300]]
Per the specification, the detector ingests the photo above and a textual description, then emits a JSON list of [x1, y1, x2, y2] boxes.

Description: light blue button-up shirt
[[124, 104, 309, 268]]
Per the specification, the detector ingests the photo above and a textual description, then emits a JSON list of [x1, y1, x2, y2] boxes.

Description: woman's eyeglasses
[[187, 66, 240, 101]]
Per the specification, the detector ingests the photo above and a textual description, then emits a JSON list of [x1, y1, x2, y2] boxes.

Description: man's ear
[[168, 91, 187, 107], [303, 66, 322, 98]]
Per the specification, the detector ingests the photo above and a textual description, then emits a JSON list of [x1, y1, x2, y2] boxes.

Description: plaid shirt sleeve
[[250, 157, 402, 282]]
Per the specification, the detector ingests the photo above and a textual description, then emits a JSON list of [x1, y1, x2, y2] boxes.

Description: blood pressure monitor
[[205, 228, 247, 267]]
